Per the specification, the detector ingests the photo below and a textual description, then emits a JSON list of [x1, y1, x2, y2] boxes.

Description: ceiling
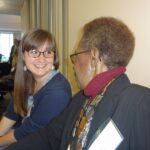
[[0, 0, 24, 15]]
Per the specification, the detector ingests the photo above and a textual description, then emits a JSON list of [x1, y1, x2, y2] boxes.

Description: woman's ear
[[90, 47, 101, 62]]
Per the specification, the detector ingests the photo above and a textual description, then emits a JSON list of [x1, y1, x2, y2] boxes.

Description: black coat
[[5, 74, 150, 150]]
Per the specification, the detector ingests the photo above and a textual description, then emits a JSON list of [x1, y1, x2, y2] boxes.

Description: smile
[[34, 64, 47, 68]]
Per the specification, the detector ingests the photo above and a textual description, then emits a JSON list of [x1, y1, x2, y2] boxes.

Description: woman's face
[[23, 42, 54, 81], [71, 49, 95, 89]]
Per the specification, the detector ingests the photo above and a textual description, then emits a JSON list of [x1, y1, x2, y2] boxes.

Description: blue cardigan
[[5, 72, 72, 140]]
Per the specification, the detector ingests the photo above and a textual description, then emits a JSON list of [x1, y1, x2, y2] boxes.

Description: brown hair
[[79, 17, 135, 68], [14, 28, 59, 116]]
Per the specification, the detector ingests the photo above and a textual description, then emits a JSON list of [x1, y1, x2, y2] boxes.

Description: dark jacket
[[5, 74, 150, 150]]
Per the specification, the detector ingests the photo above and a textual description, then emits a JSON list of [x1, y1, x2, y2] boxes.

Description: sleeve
[[131, 90, 150, 150], [5, 102, 71, 150], [14, 79, 72, 140], [4, 99, 20, 121], [5, 91, 83, 150]]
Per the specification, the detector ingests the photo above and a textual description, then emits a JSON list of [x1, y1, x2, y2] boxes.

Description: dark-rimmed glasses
[[27, 49, 55, 58], [70, 50, 90, 64]]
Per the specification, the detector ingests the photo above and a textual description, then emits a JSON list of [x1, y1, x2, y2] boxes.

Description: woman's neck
[[34, 81, 44, 94], [33, 73, 50, 94]]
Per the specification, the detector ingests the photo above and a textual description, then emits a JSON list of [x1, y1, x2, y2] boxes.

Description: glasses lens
[[28, 49, 54, 58], [28, 49, 39, 58], [43, 50, 54, 58], [70, 50, 89, 63]]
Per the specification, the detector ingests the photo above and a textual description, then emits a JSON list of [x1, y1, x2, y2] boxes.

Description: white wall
[[0, 14, 21, 31], [68, 0, 150, 88]]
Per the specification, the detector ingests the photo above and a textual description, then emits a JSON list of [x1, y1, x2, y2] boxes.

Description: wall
[[68, 0, 150, 93], [0, 14, 21, 31]]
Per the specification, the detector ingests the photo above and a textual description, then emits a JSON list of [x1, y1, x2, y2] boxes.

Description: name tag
[[89, 119, 123, 150]]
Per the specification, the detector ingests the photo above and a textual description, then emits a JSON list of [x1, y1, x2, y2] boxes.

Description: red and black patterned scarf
[[84, 66, 126, 99]]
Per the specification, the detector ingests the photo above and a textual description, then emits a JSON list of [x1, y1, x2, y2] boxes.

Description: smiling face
[[23, 41, 54, 81]]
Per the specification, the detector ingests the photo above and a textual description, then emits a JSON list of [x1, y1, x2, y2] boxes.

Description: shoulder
[[51, 72, 69, 84], [118, 84, 150, 112], [130, 84, 150, 110], [46, 72, 71, 89], [128, 83, 149, 91], [110, 83, 150, 117], [123, 84, 150, 99], [34, 72, 71, 98]]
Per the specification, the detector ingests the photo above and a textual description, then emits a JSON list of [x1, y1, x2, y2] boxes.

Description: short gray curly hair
[[79, 17, 135, 68]]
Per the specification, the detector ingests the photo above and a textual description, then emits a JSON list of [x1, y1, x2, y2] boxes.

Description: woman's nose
[[37, 53, 46, 61]]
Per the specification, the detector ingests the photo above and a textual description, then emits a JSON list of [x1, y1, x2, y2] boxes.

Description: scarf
[[84, 66, 126, 99]]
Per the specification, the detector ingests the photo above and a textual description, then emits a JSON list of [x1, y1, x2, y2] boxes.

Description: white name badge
[[89, 119, 123, 150]]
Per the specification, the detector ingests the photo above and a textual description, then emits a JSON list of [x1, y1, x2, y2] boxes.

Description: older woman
[[5, 17, 150, 150]]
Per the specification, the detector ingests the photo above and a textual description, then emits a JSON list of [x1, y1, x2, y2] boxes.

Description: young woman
[[0, 29, 71, 148]]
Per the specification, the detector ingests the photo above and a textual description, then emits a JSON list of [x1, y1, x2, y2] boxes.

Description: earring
[[88, 57, 97, 74], [24, 65, 27, 71], [89, 65, 95, 72], [87, 64, 95, 76], [51, 65, 55, 70], [91, 58, 96, 71]]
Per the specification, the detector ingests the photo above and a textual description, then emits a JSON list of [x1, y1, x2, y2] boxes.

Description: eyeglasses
[[70, 50, 90, 64], [27, 49, 55, 58]]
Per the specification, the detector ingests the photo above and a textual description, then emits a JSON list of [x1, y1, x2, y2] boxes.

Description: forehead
[[39, 41, 50, 48], [24, 38, 52, 51], [33, 41, 52, 51]]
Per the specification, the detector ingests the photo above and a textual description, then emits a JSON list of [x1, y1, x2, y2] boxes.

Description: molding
[[50, 0, 69, 76], [62, 0, 69, 77]]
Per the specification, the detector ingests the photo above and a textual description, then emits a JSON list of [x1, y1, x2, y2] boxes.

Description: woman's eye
[[45, 50, 53, 55], [31, 49, 38, 54], [47, 51, 52, 54]]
